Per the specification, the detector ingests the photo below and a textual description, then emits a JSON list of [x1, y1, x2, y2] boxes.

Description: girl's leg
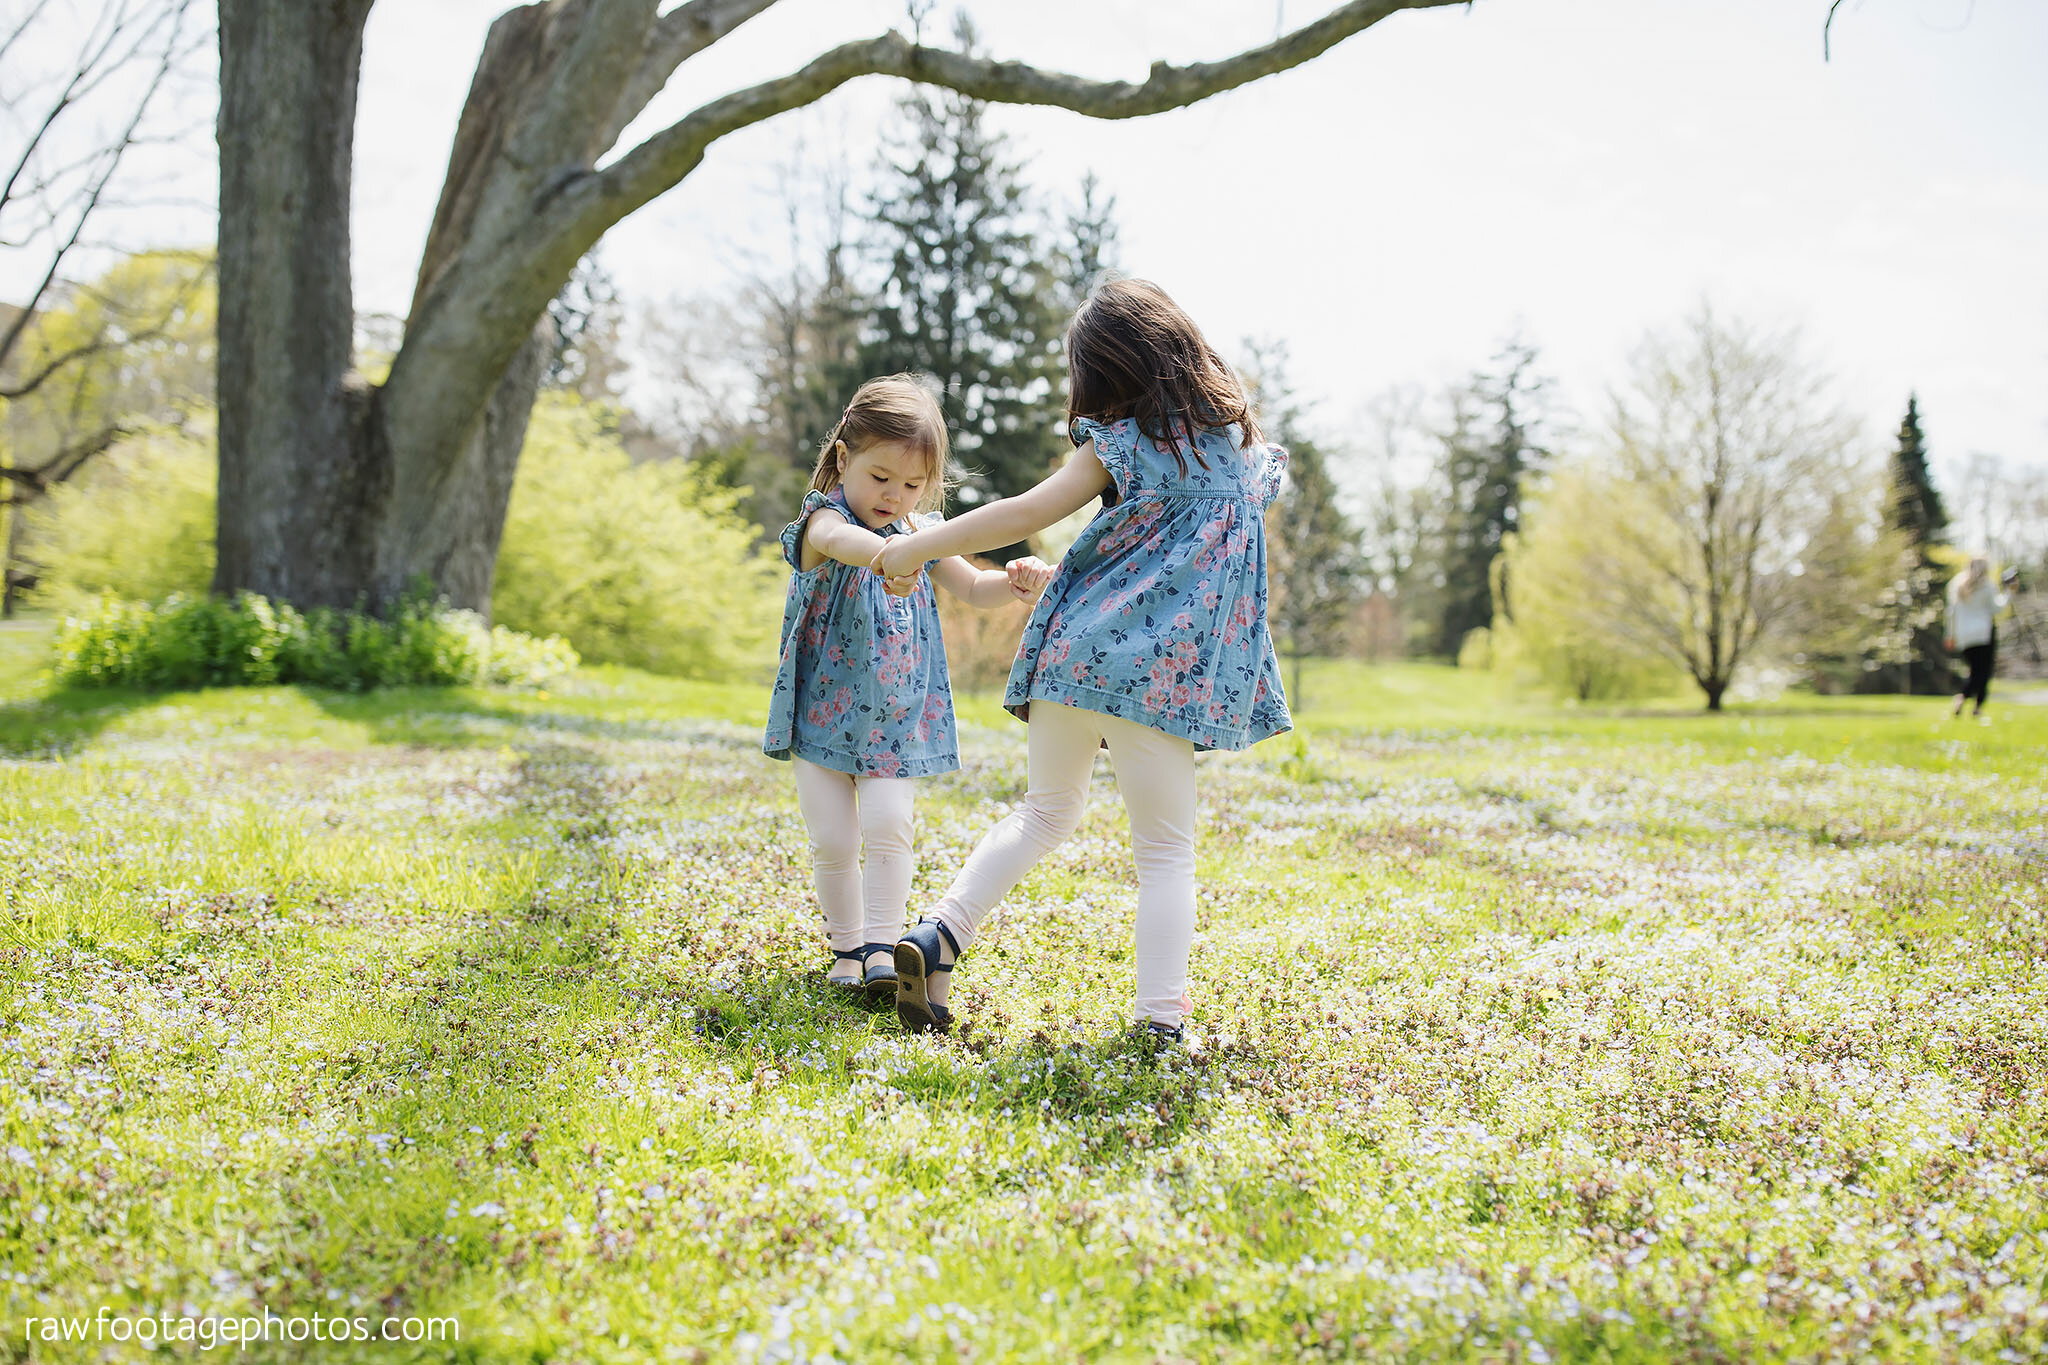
[[1964, 644, 1993, 710], [853, 774, 916, 945], [1096, 712, 1198, 1029], [923, 701, 1104, 1004], [793, 759, 864, 977]]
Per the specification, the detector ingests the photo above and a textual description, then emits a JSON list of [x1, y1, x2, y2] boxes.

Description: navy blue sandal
[[859, 941, 898, 1003], [894, 920, 959, 1034], [1133, 1019, 1186, 1048], [827, 946, 869, 993]]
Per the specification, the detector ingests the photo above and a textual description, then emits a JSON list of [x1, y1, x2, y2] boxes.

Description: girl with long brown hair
[[871, 280, 1292, 1041]]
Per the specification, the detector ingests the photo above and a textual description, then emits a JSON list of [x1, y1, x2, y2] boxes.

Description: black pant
[[1959, 634, 1995, 708]]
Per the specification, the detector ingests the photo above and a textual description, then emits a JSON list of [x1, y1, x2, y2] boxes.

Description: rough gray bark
[[216, 0, 1468, 617], [214, 0, 378, 608]]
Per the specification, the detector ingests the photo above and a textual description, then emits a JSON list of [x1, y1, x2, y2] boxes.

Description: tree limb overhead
[[596, 0, 1470, 221]]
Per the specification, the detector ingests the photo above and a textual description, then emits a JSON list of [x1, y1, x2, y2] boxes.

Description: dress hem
[[1001, 677, 1289, 754], [763, 740, 960, 779]]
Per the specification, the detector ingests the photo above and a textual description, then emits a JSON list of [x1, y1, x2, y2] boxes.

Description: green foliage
[[1494, 465, 1684, 702], [1434, 339, 1552, 657], [1873, 394, 1955, 692], [493, 392, 781, 680], [858, 19, 1069, 527], [22, 420, 217, 610], [1248, 344, 1366, 708], [1, 249, 216, 608], [53, 591, 575, 692]]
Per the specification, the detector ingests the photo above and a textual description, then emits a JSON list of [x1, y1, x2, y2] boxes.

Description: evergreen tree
[[1059, 171, 1119, 311], [1252, 343, 1366, 707], [1435, 337, 1550, 656], [1875, 393, 1953, 692], [858, 16, 1067, 556], [1886, 394, 1947, 544]]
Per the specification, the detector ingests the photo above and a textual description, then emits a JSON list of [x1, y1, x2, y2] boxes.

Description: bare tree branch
[[0, 260, 208, 402], [0, 422, 133, 494], [381, 0, 1470, 533], [0, 0, 196, 369], [0, 0, 56, 75], [603, 0, 784, 150], [596, 0, 1469, 219]]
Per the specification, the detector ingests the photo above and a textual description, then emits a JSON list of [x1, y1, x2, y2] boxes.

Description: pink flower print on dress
[[1099, 502, 1167, 557], [1223, 594, 1254, 646], [869, 750, 902, 777]]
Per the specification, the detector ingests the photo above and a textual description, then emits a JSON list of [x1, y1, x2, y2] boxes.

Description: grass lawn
[[2, 621, 2043, 1362]]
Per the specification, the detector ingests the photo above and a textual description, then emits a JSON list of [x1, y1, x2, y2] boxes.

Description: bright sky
[[13, 0, 2047, 488]]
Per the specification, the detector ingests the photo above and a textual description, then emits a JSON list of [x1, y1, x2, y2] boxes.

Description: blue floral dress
[[1004, 416, 1291, 752], [763, 489, 959, 778]]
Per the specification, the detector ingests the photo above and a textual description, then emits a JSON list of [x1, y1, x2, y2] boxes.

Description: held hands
[[870, 536, 925, 583], [1005, 556, 1054, 602]]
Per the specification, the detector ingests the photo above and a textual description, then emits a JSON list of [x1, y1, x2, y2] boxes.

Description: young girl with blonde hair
[[1945, 555, 2007, 718], [764, 374, 1051, 999]]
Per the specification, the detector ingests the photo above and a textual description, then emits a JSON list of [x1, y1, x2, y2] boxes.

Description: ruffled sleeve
[[779, 489, 834, 570], [1070, 416, 1140, 507], [1254, 441, 1289, 509]]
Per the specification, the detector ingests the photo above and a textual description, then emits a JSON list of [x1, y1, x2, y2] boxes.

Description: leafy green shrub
[[1493, 465, 1685, 702], [24, 422, 216, 610], [53, 592, 576, 692], [494, 392, 782, 680]]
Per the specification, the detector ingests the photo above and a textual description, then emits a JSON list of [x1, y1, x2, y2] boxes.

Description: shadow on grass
[[300, 686, 745, 753], [0, 685, 162, 757]]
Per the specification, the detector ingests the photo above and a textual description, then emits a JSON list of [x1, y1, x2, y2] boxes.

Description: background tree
[[857, 17, 1067, 558], [0, 0, 210, 613], [1872, 393, 1952, 692], [1, 249, 214, 613], [211, 0, 1469, 617], [1250, 342, 1365, 706], [1058, 170, 1119, 311], [1491, 463, 1678, 701], [1606, 305, 1856, 710], [1435, 337, 1550, 656]]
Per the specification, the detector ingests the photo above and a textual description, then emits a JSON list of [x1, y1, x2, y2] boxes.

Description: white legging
[[792, 758, 917, 952], [928, 700, 1197, 1026]]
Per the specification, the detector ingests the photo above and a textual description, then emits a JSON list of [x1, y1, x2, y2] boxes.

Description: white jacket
[[1946, 580, 2005, 650]]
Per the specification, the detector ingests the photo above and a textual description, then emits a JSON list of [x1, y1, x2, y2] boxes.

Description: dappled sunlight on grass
[[2, 630, 2043, 1360]]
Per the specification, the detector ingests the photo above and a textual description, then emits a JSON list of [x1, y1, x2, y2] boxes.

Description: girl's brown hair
[[808, 374, 950, 514], [1065, 277, 1263, 473]]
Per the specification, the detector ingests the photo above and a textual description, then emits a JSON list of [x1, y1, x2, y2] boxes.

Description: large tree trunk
[[214, 0, 559, 618], [214, 0, 382, 610]]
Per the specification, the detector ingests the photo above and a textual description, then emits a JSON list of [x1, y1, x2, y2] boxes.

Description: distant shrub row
[[54, 592, 577, 692]]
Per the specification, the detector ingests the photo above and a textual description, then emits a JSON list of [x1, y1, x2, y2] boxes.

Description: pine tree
[[858, 17, 1066, 556], [1887, 394, 1947, 545], [1253, 343, 1365, 707], [1059, 171, 1119, 311], [1876, 393, 1952, 692], [1435, 338, 1550, 655]]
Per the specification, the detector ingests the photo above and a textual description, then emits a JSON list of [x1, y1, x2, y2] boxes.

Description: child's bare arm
[[929, 555, 1053, 608], [799, 506, 889, 573], [870, 446, 1109, 578]]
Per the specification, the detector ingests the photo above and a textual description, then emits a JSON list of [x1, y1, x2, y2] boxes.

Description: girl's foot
[[1129, 1019, 1186, 1052], [1952, 695, 1966, 717], [859, 942, 898, 1003], [895, 920, 960, 1034], [827, 946, 868, 990]]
